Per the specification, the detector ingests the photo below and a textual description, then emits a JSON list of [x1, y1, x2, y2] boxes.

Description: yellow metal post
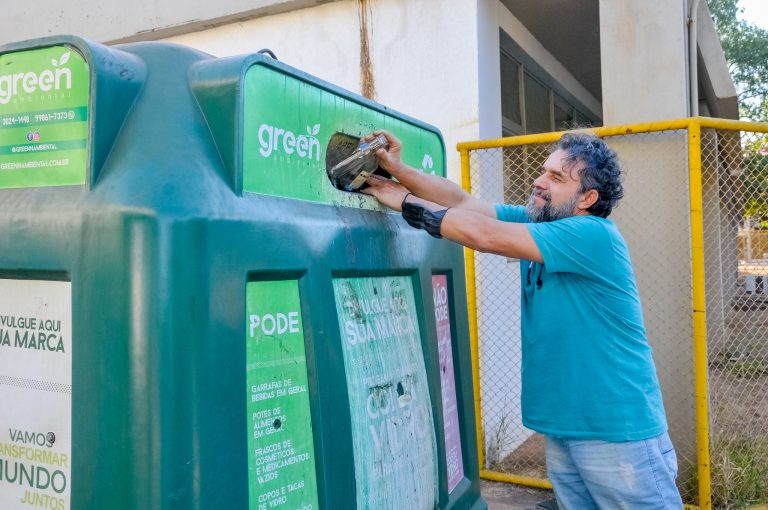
[[687, 120, 712, 510], [459, 147, 486, 472], [480, 469, 553, 490]]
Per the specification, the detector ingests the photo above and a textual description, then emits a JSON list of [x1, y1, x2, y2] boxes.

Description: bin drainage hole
[[273, 418, 282, 430]]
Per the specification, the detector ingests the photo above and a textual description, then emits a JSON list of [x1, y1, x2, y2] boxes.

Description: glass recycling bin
[[0, 35, 486, 510]]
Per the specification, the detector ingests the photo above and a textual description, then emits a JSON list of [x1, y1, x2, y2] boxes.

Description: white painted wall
[[0, 0, 599, 187], [599, 0, 690, 124], [164, 0, 480, 185], [477, 0, 504, 143], [608, 134, 697, 471], [474, 0, 524, 464], [0, 0, 340, 45]]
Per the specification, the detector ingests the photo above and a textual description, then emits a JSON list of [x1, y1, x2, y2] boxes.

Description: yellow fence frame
[[458, 117, 768, 510]]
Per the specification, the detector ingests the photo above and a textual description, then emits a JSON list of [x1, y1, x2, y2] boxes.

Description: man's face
[[525, 149, 588, 222]]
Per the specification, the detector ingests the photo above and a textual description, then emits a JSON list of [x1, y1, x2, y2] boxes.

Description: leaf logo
[[51, 52, 71, 67], [421, 154, 434, 170], [306, 124, 320, 136]]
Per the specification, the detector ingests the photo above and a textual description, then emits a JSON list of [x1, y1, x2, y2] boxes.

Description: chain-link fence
[[701, 128, 768, 509], [459, 119, 768, 509]]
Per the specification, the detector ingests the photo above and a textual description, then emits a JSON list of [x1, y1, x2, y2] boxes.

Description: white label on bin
[[0, 279, 71, 510]]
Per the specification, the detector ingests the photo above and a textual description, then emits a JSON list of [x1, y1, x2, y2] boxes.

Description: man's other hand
[[361, 174, 409, 211]]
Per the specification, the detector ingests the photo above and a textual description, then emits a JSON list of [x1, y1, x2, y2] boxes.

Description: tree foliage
[[708, 0, 768, 121]]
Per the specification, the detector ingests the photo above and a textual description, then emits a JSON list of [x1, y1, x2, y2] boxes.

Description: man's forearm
[[440, 209, 543, 262], [388, 162, 472, 208]]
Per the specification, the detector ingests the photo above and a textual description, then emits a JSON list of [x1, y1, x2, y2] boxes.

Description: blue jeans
[[545, 432, 683, 509]]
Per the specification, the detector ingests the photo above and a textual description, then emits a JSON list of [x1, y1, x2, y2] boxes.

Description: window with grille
[[499, 30, 599, 136]]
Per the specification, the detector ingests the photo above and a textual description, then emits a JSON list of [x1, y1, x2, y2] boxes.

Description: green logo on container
[[243, 65, 444, 209], [0, 45, 89, 189], [258, 122, 322, 161], [0, 50, 75, 105]]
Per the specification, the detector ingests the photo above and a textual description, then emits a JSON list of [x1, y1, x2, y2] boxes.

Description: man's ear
[[578, 189, 599, 211]]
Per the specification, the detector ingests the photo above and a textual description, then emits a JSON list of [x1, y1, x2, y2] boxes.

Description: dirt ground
[[495, 433, 547, 480], [480, 479, 555, 510], [710, 367, 768, 434], [711, 293, 768, 440]]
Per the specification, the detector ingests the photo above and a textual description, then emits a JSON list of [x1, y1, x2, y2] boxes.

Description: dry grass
[[681, 432, 768, 509], [702, 294, 768, 509]]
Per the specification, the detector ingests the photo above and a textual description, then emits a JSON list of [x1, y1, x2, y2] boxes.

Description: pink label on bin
[[432, 275, 465, 492]]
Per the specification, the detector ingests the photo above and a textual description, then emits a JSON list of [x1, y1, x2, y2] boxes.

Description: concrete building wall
[[470, 0, 523, 447], [702, 130, 729, 365], [608, 133, 697, 472], [0, 0, 341, 44], [597, 0, 701, 470], [599, 0, 690, 124], [0, 0, 601, 186]]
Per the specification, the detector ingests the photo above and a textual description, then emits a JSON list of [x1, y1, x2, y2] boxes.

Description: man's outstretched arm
[[362, 175, 542, 262], [441, 207, 542, 262]]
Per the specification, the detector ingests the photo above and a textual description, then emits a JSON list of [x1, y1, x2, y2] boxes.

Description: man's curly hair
[[553, 133, 624, 218]]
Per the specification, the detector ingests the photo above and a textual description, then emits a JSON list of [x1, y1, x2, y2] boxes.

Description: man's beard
[[525, 190, 581, 222]]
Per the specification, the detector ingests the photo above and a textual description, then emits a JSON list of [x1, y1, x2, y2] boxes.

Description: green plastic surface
[[241, 65, 444, 208], [333, 276, 438, 509]]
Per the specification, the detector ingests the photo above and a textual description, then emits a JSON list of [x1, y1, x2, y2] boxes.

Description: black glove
[[401, 194, 449, 238]]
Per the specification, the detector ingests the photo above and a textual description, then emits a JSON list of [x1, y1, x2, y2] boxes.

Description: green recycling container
[[0, 35, 487, 510]]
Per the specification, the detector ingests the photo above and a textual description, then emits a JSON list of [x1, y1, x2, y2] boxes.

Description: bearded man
[[362, 131, 683, 509]]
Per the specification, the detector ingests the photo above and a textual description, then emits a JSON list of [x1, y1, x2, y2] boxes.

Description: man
[[362, 131, 683, 509]]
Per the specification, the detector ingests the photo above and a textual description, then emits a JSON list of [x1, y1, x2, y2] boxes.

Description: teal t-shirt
[[496, 204, 667, 441]]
